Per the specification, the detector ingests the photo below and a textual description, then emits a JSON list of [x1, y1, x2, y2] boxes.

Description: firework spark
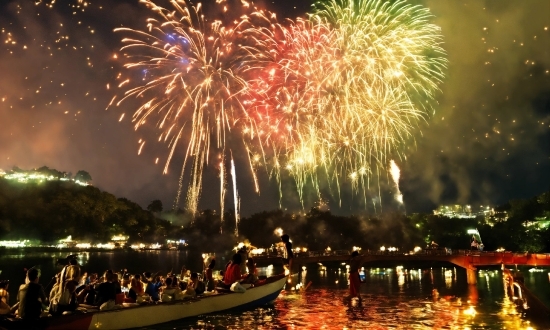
[[113, 0, 276, 216], [246, 0, 446, 207], [389, 159, 403, 205], [115, 0, 446, 217]]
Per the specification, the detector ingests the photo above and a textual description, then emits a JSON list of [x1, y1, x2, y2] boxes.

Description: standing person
[[281, 234, 293, 275], [17, 267, 47, 323], [348, 251, 362, 301]]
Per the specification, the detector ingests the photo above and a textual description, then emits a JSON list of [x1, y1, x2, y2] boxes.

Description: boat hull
[[46, 275, 287, 330]]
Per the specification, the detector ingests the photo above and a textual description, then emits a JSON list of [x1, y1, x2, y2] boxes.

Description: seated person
[[160, 278, 184, 302], [17, 268, 47, 321], [222, 254, 243, 288], [187, 273, 205, 296], [112, 273, 122, 295], [94, 271, 116, 310], [143, 272, 160, 302], [205, 259, 216, 292], [54, 281, 78, 315], [0, 280, 11, 316], [77, 272, 87, 289], [127, 274, 144, 303], [76, 273, 97, 305], [121, 273, 131, 290], [241, 258, 258, 284]]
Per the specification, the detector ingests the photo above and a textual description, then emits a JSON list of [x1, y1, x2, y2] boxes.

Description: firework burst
[[114, 0, 446, 216], [113, 0, 277, 217], [246, 0, 447, 207]]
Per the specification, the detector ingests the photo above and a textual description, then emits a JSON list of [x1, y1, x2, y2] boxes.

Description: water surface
[[1, 250, 548, 329]]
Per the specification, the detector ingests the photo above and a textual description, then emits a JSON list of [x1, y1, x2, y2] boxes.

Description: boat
[[2, 274, 288, 330]]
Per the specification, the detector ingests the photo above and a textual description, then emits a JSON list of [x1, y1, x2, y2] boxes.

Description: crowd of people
[[0, 234, 300, 327], [0, 252, 264, 325]]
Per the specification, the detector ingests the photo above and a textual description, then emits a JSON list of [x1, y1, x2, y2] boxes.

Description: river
[[1, 250, 549, 329]]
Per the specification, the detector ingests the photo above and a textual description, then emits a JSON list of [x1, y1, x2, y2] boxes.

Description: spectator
[[17, 268, 47, 321]]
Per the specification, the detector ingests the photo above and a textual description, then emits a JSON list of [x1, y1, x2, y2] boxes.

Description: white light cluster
[[1, 171, 89, 186]]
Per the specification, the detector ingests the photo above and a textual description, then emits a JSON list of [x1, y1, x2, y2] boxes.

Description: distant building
[[433, 204, 495, 219]]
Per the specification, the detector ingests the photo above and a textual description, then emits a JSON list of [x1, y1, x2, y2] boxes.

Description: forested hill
[[0, 177, 172, 242], [1, 170, 549, 252]]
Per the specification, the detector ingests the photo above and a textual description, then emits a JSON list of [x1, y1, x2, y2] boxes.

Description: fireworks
[[115, 0, 446, 216], [389, 159, 403, 205], [247, 0, 447, 206], [113, 0, 276, 217]]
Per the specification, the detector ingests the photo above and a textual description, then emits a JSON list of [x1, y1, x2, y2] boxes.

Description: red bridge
[[253, 250, 550, 284]]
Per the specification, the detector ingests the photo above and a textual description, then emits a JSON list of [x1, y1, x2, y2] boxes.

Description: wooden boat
[[3, 274, 287, 330]]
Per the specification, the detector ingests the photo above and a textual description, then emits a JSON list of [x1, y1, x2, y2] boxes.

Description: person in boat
[[187, 272, 205, 296], [94, 271, 117, 310], [222, 253, 243, 288], [205, 259, 216, 292], [17, 267, 47, 322], [121, 272, 131, 290], [76, 273, 97, 305], [281, 234, 294, 275], [348, 251, 362, 301], [0, 280, 10, 317], [143, 272, 160, 301], [128, 274, 144, 303], [77, 271, 87, 289], [160, 277, 183, 302], [50, 255, 81, 308], [221, 259, 232, 283], [238, 246, 248, 276], [52, 280, 78, 316], [241, 258, 258, 285], [0, 280, 9, 306], [112, 273, 122, 295], [179, 266, 189, 281]]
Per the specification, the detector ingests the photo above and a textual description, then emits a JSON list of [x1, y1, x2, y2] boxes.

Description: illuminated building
[[433, 205, 495, 219]]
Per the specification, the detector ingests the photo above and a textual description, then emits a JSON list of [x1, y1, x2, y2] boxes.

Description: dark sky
[[0, 0, 548, 216]]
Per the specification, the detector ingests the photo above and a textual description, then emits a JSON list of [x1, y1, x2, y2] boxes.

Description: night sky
[[0, 0, 549, 216]]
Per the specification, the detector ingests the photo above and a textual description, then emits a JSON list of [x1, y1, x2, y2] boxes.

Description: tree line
[[1, 169, 549, 252]]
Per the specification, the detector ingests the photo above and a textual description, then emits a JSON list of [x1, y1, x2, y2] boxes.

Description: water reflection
[[0, 252, 548, 329]]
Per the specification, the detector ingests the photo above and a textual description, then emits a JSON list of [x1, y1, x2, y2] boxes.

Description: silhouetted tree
[[74, 170, 92, 183], [147, 200, 163, 214]]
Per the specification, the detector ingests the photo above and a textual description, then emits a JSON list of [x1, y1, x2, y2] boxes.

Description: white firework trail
[[389, 160, 403, 205], [231, 154, 240, 236]]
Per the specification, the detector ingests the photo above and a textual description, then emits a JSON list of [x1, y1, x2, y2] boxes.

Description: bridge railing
[[250, 249, 548, 260]]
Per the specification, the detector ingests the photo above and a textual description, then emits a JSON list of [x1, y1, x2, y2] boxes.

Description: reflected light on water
[[1, 252, 548, 329]]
